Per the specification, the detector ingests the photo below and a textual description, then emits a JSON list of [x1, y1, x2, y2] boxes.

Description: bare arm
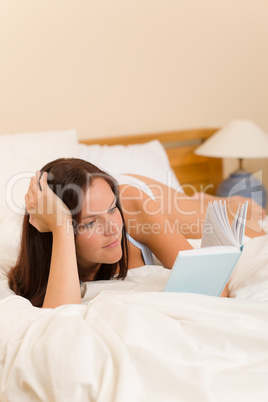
[[42, 224, 80, 308], [25, 172, 81, 308], [120, 185, 193, 269]]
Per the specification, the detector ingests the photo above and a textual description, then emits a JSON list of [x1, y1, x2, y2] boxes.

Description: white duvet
[[0, 236, 268, 402]]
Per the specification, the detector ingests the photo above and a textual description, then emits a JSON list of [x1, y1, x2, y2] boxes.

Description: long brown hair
[[8, 158, 129, 307]]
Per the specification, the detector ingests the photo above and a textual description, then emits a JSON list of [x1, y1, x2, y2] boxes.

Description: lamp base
[[216, 169, 266, 208]]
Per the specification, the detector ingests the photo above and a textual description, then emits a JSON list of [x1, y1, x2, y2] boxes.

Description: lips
[[102, 239, 120, 249]]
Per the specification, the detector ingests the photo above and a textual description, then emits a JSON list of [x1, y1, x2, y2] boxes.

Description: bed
[[0, 128, 268, 402]]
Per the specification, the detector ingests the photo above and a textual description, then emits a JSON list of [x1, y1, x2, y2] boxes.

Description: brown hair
[[8, 158, 129, 307]]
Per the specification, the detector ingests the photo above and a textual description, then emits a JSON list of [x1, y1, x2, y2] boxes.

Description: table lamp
[[194, 120, 268, 208]]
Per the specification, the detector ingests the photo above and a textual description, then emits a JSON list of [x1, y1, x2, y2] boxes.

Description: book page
[[239, 203, 247, 245], [231, 203, 247, 246], [201, 202, 238, 248], [214, 201, 232, 238]]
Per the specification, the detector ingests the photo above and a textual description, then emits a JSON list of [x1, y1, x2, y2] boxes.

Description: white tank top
[[114, 174, 155, 266]]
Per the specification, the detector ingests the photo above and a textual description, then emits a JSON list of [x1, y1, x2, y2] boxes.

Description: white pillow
[[0, 129, 80, 223], [78, 140, 181, 190], [0, 211, 23, 270]]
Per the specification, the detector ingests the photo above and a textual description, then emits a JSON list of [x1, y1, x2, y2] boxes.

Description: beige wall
[[0, 0, 268, 199]]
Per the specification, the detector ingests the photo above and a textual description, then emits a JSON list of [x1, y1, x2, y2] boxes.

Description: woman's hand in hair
[[25, 171, 72, 233]]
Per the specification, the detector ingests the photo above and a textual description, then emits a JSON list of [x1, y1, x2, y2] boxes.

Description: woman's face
[[75, 178, 123, 274]]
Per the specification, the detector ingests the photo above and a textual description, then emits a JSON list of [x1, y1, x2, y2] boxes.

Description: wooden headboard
[[80, 128, 223, 196]]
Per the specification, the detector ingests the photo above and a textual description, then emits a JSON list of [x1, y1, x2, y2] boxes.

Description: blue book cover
[[164, 246, 241, 296], [164, 201, 247, 297]]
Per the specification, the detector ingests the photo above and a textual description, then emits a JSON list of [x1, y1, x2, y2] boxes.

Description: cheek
[[75, 231, 100, 255]]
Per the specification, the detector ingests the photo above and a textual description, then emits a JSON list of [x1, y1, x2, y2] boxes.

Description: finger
[[39, 171, 48, 193], [37, 170, 43, 191], [34, 171, 41, 190], [26, 180, 36, 195], [29, 215, 34, 224], [25, 192, 38, 214], [26, 206, 37, 215], [25, 183, 37, 207], [29, 175, 40, 194], [29, 215, 39, 230], [31, 171, 44, 192], [24, 193, 29, 208], [25, 193, 31, 210]]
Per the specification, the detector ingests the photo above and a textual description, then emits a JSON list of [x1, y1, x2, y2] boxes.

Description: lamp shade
[[195, 120, 268, 159]]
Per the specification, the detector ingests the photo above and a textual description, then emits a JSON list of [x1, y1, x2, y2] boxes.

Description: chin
[[112, 255, 122, 263], [104, 247, 123, 264]]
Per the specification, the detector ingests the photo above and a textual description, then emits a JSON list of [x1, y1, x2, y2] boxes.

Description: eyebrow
[[80, 196, 117, 221]]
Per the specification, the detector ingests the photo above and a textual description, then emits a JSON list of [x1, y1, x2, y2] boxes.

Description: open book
[[164, 201, 248, 296]]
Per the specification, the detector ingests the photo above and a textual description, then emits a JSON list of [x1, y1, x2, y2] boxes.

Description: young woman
[[8, 158, 265, 308]]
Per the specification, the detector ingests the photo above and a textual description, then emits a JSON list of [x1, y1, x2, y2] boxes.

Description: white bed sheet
[[1, 235, 268, 401]]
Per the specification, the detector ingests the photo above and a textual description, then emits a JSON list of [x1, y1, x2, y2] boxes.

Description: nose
[[103, 216, 120, 236]]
